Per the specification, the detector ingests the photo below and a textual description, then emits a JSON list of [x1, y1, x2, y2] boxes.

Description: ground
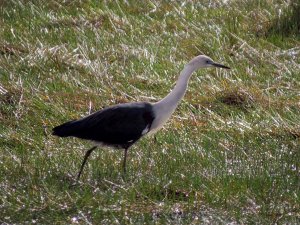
[[0, 0, 299, 224]]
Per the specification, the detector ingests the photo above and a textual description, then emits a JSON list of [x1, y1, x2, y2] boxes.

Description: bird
[[52, 55, 230, 182]]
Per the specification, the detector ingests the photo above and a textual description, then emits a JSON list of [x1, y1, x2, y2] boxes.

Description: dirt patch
[[218, 88, 255, 109], [0, 44, 27, 56]]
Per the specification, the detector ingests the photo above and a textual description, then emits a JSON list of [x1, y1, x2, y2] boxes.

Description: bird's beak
[[211, 62, 230, 69]]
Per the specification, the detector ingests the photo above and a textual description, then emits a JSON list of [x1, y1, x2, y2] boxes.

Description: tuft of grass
[[0, 0, 299, 224], [267, 1, 300, 38]]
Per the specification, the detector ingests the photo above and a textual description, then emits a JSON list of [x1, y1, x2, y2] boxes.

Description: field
[[0, 0, 299, 223]]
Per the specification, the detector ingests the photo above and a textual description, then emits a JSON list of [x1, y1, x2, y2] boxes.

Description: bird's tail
[[52, 120, 79, 137]]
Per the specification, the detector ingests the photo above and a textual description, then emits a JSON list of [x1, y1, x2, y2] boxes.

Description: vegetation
[[0, 0, 299, 223]]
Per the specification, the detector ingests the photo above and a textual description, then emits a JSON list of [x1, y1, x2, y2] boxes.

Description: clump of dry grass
[[46, 15, 105, 29], [0, 84, 8, 95], [0, 86, 24, 120]]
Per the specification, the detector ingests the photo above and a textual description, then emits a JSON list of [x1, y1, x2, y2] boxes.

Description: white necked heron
[[52, 55, 230, 181]]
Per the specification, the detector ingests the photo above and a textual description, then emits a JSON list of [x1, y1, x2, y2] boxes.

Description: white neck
[[157, 64, 195, 108], [150, 64, 197, 133]]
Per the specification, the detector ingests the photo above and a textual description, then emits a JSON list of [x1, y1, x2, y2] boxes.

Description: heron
[[52, 54, 230, 181]]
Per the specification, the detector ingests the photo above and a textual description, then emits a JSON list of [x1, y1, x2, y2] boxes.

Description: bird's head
[[188, 55, 230, 70]]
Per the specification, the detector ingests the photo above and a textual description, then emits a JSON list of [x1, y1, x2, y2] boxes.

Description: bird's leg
[[76, 146, 97, 182], [122, 148, 129, 175]]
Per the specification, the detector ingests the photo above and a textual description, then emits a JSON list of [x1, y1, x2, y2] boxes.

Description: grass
[[0, 0, 299, 223]]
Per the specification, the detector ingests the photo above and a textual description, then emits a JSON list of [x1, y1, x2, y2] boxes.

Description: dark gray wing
[[52, 102, 155, 147]]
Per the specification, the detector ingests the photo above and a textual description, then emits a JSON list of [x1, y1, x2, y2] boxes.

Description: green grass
[[1, 0, 299, 223]]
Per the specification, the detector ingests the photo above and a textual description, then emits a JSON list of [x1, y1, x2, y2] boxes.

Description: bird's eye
[[206, 60, 211, 64]]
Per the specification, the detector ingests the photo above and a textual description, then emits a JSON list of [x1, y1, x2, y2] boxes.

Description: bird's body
[[53, 102, 155, 149], [53, 55, 230, 181]]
